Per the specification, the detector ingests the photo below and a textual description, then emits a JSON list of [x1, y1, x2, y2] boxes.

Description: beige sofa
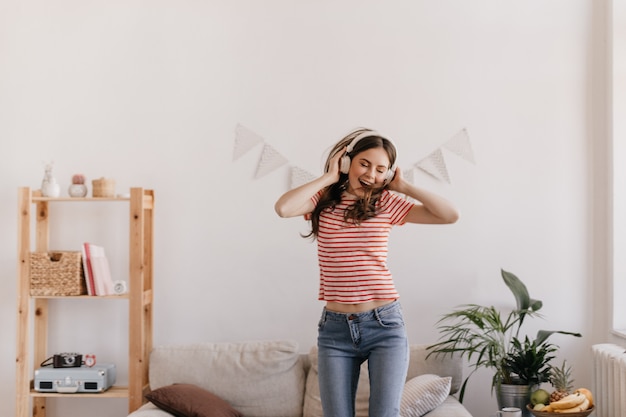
[[128, 340, 473, 417]]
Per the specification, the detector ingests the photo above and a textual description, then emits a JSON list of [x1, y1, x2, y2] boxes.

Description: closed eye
[[358, 157, 389, 175]]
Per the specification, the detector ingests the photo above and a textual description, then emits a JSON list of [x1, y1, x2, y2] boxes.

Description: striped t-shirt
[[312, 189, 414, 304]]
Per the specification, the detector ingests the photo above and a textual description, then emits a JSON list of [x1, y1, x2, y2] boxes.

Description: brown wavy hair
[[305, 128, 397, 239]]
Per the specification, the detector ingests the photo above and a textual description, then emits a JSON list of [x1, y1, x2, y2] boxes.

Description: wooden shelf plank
[[31, 294, 130, 300], [32, 196, 130, 202], [30, 385, 129, 398]]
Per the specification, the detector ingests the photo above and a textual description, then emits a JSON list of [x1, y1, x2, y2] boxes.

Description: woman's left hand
[[386, 167, 404, 193], [388, 167, 459, 224]]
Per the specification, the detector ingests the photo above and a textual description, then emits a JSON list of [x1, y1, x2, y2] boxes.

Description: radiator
[[592, 343, 626, 417]]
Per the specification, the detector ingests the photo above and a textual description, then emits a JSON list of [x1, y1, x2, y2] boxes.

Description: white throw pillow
[[400, 374, 452, 417]]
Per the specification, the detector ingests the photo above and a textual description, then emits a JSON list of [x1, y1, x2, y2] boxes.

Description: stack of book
[[81, 243, 115, 296]]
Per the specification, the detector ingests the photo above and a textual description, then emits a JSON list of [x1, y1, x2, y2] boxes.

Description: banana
[[575, 388, 594, 408], [550, 392, 587, 410], [554, 397, 590, 413]]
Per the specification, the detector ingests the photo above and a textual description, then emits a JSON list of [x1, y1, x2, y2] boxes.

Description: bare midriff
[[325, 299, 396, 314]]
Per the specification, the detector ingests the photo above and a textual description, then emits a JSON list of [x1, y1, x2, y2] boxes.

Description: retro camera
[[53, 352, 82, 368]]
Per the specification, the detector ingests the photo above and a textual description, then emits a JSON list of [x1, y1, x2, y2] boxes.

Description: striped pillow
[[400, 374, 452, 417]]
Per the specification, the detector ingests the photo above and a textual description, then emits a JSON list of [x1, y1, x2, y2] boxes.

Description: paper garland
[[415, 129, 475, 183], [402, 168, 415, 185], [443, 128, 475, 164], [233, 124, 265, 161], [255, 144, 289, 179], [232, 124, 475, 187], [416, 148, 451, 183], [291, 166, 317, 189]]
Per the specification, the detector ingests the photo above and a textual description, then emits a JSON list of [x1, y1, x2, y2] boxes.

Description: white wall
[[611, 0, 626, 337], [0, 1, 611, 417]]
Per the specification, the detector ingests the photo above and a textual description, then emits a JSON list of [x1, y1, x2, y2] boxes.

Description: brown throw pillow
[[145, 383, 242, 417]]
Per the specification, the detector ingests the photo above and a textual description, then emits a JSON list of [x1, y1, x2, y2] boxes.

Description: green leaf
[[501, 269, 533, 312], [535, 330, 582, 346], [529, 299, 543, 311]]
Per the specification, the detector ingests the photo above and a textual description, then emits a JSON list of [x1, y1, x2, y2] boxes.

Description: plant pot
[[497, 384, 534, 417], [68, 184, 88, 198]]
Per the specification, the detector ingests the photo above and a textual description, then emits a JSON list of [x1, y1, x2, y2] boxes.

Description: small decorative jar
[[68, 174, 88, 198]]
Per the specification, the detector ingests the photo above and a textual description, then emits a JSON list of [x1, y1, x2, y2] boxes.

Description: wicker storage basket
[[30, 251, 87, 296], [92, 178, 115, 198]]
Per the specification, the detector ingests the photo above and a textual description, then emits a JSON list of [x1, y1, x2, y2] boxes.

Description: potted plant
[[496, 336, 558, 415], [426, 269, 581, 412], [503, 336, 556, 386]]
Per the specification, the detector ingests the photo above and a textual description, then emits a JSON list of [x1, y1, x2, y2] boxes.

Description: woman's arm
[[274, 147, 345, 218], [274, 174, 332, 218], [387, 168, 460, 224]]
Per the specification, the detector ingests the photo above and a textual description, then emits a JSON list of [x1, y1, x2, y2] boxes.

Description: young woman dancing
[[274, 128, 459, 417]]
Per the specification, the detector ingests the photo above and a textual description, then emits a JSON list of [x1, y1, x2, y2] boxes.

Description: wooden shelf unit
[[15, 187, 155, 417]]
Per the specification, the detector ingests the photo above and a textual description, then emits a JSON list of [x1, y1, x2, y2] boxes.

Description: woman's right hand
[[325, 146, 346, 183]]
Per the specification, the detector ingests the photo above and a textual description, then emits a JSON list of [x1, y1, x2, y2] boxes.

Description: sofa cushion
[[128, 402, 181, 417], [400, 374, 452, 417], [145, 383, 242, 417], [407, 345, 462, 395], [422, 396, 473, 417], [149, 340, 305, 417]]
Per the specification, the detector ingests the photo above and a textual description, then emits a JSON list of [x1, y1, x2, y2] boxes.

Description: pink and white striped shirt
[[312, 189, 414, 304]]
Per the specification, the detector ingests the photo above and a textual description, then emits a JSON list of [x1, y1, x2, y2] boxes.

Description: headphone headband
[[346, 131, 384, 153]]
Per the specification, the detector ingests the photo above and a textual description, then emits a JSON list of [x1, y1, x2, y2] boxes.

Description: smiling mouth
[[359, 180, 372, 189]]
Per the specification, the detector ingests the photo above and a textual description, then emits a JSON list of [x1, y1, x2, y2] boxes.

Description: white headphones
[[339, 130, 397, 184]]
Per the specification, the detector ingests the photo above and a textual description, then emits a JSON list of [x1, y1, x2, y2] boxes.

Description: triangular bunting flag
[[290, 166, 316, 189], [233, 124, 265, 161], [443, 128, 475, 164], [402, 168, 415, 185], [255, 144, 289, 179], [416, 149, 451, 183]]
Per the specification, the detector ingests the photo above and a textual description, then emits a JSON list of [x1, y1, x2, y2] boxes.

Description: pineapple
[[549, 360, 574, 403]]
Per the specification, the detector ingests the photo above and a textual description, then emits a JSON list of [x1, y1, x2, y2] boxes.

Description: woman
[[274, 128, 458, 417]]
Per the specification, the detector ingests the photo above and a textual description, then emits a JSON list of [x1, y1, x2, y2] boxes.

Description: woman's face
[[346, 146, 391, 197]]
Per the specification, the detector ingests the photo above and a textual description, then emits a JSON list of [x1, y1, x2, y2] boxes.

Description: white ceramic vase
[[42, 178, 60, 197]]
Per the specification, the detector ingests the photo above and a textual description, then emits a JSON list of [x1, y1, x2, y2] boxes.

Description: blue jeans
[[317, 300, 409, 417]]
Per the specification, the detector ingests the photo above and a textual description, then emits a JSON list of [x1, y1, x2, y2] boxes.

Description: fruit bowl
[[526, 404, 595, 417]]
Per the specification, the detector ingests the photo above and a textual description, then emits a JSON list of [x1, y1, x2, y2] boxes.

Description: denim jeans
[[317, 300, 409, 417]]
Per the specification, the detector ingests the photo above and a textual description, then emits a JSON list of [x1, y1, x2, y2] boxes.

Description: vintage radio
[[34, 363, 116, 393]]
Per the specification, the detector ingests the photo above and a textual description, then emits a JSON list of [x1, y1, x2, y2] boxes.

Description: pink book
[[86, 244, 114, 296], [82, 243, 96, 296]]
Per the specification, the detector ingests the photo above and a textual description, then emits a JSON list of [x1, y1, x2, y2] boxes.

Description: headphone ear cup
[[384, 165, 396, 184], [340, 155, 351, 174]]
